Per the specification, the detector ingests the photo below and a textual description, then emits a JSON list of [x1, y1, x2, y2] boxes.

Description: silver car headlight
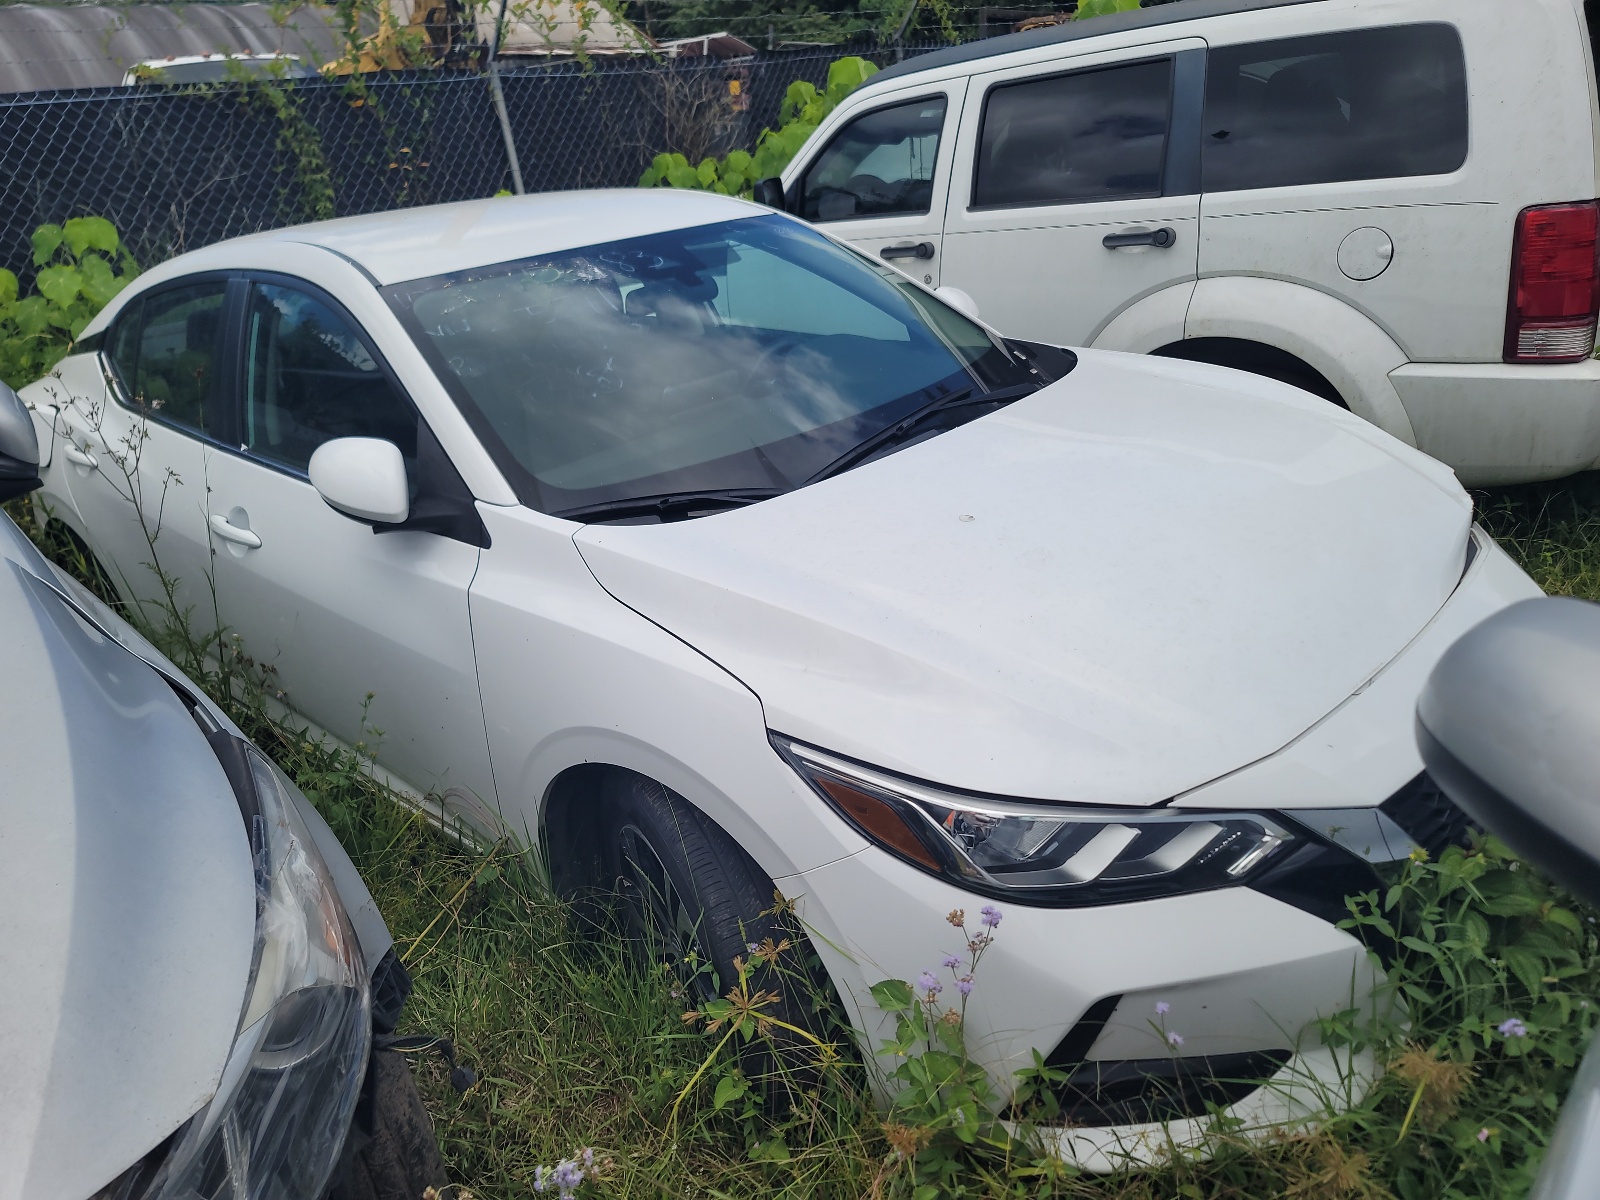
[[775, 736, 1295, 905], [144, 749, 370, 1200]]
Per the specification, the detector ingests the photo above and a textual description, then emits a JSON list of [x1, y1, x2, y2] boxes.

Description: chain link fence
[[0, 42, 950, 281]]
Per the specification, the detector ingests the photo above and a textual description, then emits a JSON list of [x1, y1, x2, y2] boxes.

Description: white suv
[[771, 0, 1600, 485]]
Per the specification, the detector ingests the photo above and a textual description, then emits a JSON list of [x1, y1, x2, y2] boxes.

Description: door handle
[[1103, 226, 1176, 249], [880, 241, 936, 261], [62, 444, 98, 470], [209, 513, 262, 549]]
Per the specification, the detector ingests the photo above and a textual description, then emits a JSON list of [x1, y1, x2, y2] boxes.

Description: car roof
[[226, 188, 764, 287], [865, 0, 1328, 90]]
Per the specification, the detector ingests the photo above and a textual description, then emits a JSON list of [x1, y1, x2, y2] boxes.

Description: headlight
[[775, 736, 1295, 905], [144, 749, 370, 1200]]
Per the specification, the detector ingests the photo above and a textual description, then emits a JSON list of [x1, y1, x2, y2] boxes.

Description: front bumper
[[1391, 357, 1600, 486], [784, 836, 1382, 1167]]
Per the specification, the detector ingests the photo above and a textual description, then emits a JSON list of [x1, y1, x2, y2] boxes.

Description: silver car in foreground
[[0, 384, 444, 1200]]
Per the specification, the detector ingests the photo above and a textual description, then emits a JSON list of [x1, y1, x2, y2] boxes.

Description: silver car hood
[[0, 524, 255, 1200], [576, 351, 1471, 804]]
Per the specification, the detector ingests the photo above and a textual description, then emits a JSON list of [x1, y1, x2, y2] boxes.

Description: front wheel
[[588, 772, 842, 1098]]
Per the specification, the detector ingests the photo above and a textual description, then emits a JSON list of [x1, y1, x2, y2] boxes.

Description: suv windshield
[[384, 216, 1052, 520]]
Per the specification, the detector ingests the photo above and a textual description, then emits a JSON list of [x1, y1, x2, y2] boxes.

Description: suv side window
[[800, 96, 947, 222], [1202, 24, 1468, 192], [974, 58, 1173, 209], [242, 281, 417, 472], [106, 281, 228, 436]]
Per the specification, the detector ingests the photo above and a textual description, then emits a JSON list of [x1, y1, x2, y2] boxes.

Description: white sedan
[[26, 189, 1540, 1166]]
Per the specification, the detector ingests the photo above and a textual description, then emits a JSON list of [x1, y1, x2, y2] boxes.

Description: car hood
[[575, 350, 1472, 804], [0, 527, 255, 1200]]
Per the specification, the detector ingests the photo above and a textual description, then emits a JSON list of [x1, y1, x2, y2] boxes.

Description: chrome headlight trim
[[774, 734, 1296, 906]]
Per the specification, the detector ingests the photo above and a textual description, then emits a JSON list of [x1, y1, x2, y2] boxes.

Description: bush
[[638, 56, 879, 197], [0, 217, 138, 390]]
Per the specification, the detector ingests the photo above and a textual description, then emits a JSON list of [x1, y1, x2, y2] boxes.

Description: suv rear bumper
[[1391, 359, 1600, 485]]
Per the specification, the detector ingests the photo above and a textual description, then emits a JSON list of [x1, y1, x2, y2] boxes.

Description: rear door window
[[973, 58, 1174, 209], [800, 96, 948, 222], [105, 280, 229, 438], [1202, 24, 1468, 192]]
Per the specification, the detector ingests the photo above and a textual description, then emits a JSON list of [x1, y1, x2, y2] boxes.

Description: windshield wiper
[[804, 381, 1040, 486], [553, 488, 784, 524]]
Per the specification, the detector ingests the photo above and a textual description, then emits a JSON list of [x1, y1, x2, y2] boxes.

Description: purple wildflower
[[942, 953, 963, 970], [1477, 1128, 1491, 1143], [918, 970, 943, 995], [1498, 1017, 1529, 1038], [956, 976, 975, 996], [1167, 1031, 1185, 1047], [980, 905, 1003, 929], [582, 1148, 594, 1169], [747, 942, 759, 954], [1155, 1001, 1170, 1016]]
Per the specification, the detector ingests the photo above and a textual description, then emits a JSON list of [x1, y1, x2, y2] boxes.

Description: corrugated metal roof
[[0, 3, 344, 93]]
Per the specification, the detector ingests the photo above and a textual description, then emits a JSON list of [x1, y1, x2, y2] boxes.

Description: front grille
[[1027, 1050, 1292, 1126], [1381, 773, 1477, 859]]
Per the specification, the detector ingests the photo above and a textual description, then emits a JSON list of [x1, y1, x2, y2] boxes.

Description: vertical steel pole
[[892, 0, 922, 62], [486, 0, 525, 195]]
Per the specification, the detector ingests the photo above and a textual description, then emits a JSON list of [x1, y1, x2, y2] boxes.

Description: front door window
[[242, 282, 417, 472], [800, 96, 948, 223]]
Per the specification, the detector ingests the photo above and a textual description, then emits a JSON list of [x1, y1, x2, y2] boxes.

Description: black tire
[[592, 772, 841, 1101], [327, 1050, 449, 1200]]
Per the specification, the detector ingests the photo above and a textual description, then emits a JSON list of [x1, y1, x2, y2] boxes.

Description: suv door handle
[[62, 444, 98, 470], [209, 513, 262, 549], [880, 241, 936, 261], [1103, 226, 1176, 249]]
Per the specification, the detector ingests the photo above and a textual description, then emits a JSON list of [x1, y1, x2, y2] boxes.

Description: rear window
[[974, 58, 1173, 208], [1202, 24, 1468, 193]]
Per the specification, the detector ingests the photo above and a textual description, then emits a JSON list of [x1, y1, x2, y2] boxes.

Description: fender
[[1183, 277, 1419, 447], [1089, 281, 1196, 355]]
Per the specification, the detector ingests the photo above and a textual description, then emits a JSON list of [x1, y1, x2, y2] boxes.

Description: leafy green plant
[[867, 906, 1015, 1195], [638, 56, 879, 196], [1072, 0, 1143, 19], [0, 218, 138, 390]]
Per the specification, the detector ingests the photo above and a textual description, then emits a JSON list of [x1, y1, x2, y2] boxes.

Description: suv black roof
[[865, 0, 1327, 90]]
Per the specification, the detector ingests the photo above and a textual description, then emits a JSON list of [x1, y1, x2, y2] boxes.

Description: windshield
[[384, 216, 1045, 519]]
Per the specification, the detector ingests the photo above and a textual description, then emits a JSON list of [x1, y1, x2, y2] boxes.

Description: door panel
[[941, 40, 1205, 346], [795, 83, 966, 287], [206, 278, 495, 809]]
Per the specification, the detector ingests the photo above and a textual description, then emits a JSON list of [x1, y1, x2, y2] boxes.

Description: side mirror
[[934, 286, 981, 321], [1416, 596, 1600, 908], [0, 380, 42, 503], [751, 177, 787, 211], [307, 437, 409, 526]]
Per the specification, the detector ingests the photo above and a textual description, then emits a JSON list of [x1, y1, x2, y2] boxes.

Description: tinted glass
[[385, 216, 1035, 515], [108, 282, 227, 435], [801, 96, 947, 222], [107, 299, 142, 391], [1202, 24, 1468, 192], [243, 282, 415, 472], [975, 59, 1172, 208]]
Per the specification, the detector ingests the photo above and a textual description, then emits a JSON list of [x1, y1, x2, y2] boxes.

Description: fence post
[[486, 0, 525, 195]]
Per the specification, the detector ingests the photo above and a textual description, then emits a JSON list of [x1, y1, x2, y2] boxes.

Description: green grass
[[11, 472, 1600, 1200]]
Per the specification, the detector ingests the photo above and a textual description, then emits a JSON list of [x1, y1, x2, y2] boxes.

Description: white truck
[[769, 0, 1600, 484]]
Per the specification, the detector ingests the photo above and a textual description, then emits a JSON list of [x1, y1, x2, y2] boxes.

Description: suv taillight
[[1504, 201, 1600, 363]]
